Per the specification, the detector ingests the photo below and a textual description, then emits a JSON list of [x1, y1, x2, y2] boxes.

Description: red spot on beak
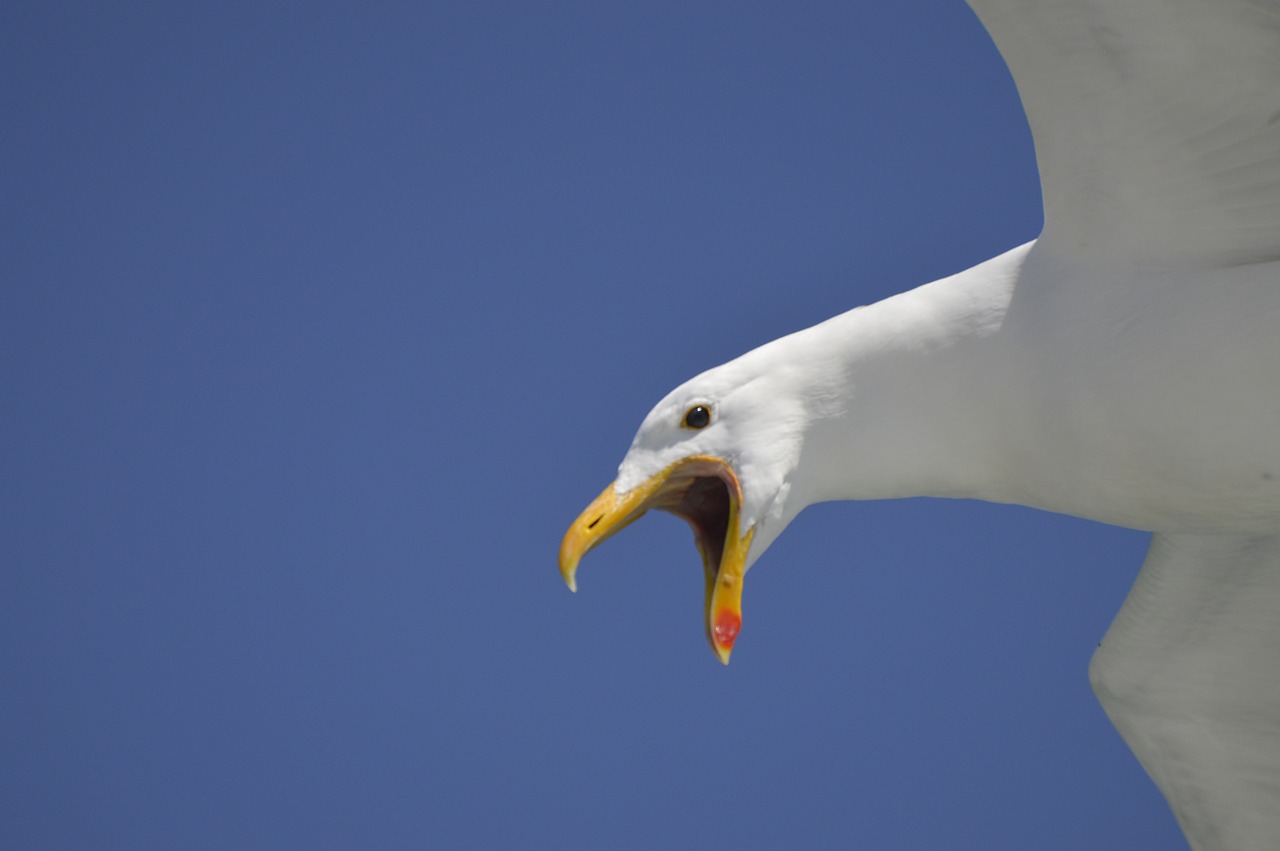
[[713, 610, 741, 649]]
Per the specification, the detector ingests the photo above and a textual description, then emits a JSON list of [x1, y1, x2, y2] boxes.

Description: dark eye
[[682, 405, 712, 430]]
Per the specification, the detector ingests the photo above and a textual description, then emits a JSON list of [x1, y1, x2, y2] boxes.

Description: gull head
[[559, 343, 817, 664]]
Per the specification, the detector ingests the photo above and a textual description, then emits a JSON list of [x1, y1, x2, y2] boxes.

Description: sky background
[[3, 2, 1186, 848]]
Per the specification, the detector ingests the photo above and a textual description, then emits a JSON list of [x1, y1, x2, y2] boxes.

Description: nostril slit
[[587, 514, 603, 530]]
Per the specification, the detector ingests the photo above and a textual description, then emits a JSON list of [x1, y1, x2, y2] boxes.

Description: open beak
[[559, 455, 754, 665]]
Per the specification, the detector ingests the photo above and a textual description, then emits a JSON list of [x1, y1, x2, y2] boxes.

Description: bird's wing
[[967, 0, 1280, 267], [1090, 533, 1280, 849]]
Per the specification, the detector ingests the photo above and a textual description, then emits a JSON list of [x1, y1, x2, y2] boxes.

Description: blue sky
[[3, 2, 1185, 848]]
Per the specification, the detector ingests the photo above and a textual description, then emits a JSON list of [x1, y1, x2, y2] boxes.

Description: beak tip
[[710, 609, 742, 664], [558, 542, 581, 593]]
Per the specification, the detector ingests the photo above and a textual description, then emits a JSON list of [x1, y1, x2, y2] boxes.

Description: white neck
[[790, 242, 1033, 508]]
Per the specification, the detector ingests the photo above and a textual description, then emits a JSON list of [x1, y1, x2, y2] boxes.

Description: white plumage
[[561, 2, 1280, 847]]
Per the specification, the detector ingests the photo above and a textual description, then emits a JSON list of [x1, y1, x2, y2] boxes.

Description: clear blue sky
[[3, 2, 1185, 848]]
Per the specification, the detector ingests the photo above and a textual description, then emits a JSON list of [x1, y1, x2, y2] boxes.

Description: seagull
[[558, 1, 1280, 848]]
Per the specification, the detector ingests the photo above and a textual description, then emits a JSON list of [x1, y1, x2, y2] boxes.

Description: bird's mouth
[[559, 455, 754, 664]]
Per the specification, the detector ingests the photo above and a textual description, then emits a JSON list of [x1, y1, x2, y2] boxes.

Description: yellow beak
[[559, 455, 754, 665]]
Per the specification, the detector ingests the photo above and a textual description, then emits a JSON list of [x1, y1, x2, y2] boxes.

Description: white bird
[[559, 1, 1280, 848]]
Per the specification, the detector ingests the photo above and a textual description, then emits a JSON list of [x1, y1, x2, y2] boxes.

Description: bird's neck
[[793, 242, 1032, 508]]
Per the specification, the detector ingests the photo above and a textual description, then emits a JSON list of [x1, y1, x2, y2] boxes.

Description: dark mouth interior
[[660, 475, 731, 574]]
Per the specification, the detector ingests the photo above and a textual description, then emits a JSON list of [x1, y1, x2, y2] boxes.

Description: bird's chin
[[559, 455, 754, 664]]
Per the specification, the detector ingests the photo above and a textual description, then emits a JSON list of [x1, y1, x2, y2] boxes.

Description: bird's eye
[[682, 405, 712, 430]]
